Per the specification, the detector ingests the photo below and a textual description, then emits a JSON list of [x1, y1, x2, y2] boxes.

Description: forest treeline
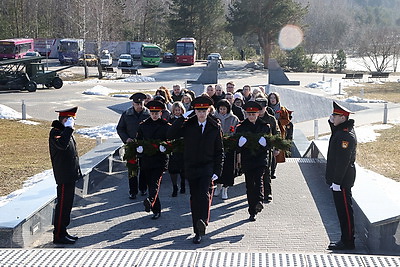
[[1, 0, 400, 69]]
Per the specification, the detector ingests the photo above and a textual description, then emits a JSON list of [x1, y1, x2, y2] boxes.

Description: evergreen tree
[[169, 0, 226, 58], [227, 0, 308, 68], [334, 49, 347, 73]]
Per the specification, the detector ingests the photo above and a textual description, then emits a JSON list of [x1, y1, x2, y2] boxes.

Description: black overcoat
[[49, 120, 82, 184], [136, 118, 170, 170], [167, 115, 224, 178], [325, 119, 357, 188], [236, 118, 271, 172]]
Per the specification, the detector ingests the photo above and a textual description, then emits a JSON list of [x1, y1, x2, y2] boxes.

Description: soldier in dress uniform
[[167, 95, 224, 244], [255, 97, 280, 203], [117, 92, 150, 199], [136, 100, 170, 220], [49, 106, 82, 244], [236, 101, 271, 221], [326, 101, 357, 250]]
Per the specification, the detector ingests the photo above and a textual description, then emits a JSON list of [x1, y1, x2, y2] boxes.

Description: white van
[[100, 54, 113, 66]]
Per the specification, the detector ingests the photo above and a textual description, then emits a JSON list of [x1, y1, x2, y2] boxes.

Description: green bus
[[141, 43, 161, 67]]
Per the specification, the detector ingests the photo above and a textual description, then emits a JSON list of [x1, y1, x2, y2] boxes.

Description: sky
[[1, 79, 399, 208]]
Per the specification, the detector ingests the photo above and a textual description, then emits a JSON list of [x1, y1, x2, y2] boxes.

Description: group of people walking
[[114, 82, 293, 244], [49, 82, 357, 250]]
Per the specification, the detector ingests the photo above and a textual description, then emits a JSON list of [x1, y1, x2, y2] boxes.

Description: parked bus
[[34, 38, 59, 58], [175, 38, 196, 65], [141, 43, 162, 67], [58, 38, 84, 65], [0, 38, 34, 60]]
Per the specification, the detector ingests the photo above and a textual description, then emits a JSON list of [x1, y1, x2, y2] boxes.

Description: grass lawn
[[345, 82, 400, 103], [0, 119, 96, 196], [357, 123, 400, 183]]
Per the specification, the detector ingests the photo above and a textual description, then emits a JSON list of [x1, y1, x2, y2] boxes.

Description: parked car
[[206, 53, 223, 67], [118, 54, 133, 67], [162, 52, 175, 63], [100, 53, 113, 67], [78, 54, 98, 66], [23, 51, 41, 58]]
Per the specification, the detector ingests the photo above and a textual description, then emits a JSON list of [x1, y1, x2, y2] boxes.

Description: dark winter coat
[[259, 112, 279, 136], [49, 120, 82, 184], [232, 105, 245, 121], [236, 118, 271, 172], [325, 119, 357, 188], [136, 118, 170, 170], [116, 106, 150, 143], [167, 116, 184, 174], [167, 115, 224, 178]]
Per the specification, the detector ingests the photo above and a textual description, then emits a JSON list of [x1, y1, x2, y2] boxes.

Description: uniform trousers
[[263, 151, 272, 196], [217, 151, 235, 187], [141, 167, 164, 214], [187, 166, 213, 234], [244, 167, 265, 215], [263, 170, 272, 196], [332, 188, 355, 244], [53, 182, 75, 239], [128, 170, 147, 196]]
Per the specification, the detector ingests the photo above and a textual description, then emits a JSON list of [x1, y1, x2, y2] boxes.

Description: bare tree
[[357, 27, 400, 73]]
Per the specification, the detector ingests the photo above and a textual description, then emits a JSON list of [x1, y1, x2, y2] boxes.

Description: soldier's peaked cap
[[255, 97, 268, 107], [55, 106, 78, 118], [192, 95, 214, 110], [332, 101, 353, 117], [130, 92, 146, 103], [243, 101, 262, 113], [146, 100, 165, 112]]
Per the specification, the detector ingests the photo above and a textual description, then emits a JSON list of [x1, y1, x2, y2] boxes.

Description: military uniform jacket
[[136, 118, 170, 170], [325, 119, 357, 188], [236, 118, 271, 172], [167, 115, 224, 177], [117, 106, 150, 143], [49, 120, 82, 184]]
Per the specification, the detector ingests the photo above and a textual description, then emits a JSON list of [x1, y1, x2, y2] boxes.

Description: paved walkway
[[29, 158, 368, 254]]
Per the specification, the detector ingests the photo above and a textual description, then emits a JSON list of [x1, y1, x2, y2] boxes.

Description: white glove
[[238, 136, 247, 147], [258, 136, 267, 147], [136, 146, 143, 153], [212, 174, 218, 181], [330, 183, 341, 191], [64, 117, 75, 128], [159, 145, 166, 153]]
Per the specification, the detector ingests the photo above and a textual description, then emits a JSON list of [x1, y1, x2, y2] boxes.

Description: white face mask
[[329, 115, 334, 123]]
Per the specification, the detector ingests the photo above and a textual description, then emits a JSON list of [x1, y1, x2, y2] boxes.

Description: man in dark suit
[[168, 95, 224, 244], [117, 92, 150, 199], [49, 106, 82, 244]]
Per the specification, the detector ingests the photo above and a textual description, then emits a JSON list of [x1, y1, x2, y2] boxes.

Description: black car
[[162, 52, 175, 63]]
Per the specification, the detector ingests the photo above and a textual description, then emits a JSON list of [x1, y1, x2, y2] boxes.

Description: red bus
[[175, 38, 196, 65], [0, 38, 34, 60]]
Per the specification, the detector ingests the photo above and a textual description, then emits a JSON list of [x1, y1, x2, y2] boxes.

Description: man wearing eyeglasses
[[117, 92, 150, 199], [226, 81, 235, 94]]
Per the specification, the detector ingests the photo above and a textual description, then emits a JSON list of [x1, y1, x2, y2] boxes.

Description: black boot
[[172, 185, 178, 197], [180, 182, 185, 194]]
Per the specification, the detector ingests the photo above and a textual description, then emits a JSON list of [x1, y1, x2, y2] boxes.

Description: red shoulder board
[[343, 128, 349, 132]]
